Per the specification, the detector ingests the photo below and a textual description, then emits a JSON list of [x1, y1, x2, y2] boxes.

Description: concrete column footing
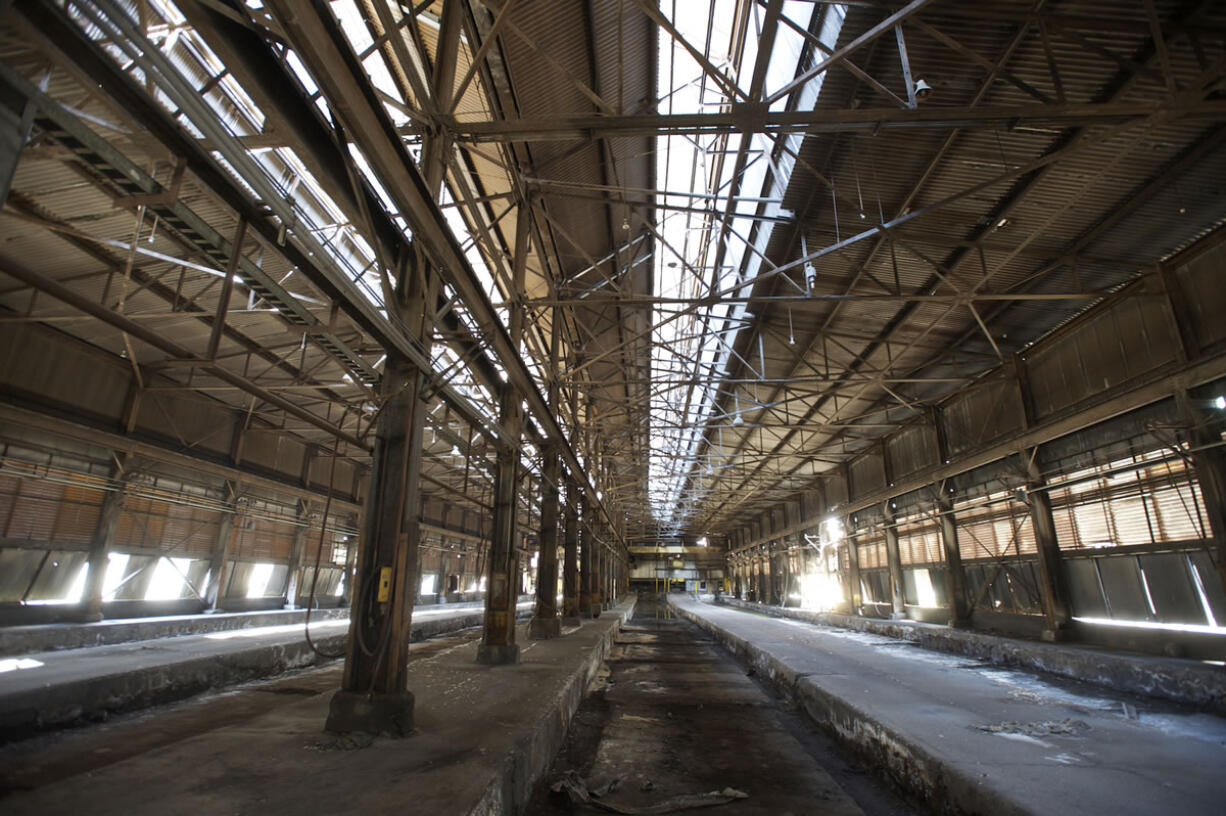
[[476, 642, 521, 665], [324, 689, 414, 737], [528, 616, 562, 640]]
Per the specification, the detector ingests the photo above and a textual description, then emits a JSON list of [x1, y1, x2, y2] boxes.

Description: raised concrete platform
[[1, 598, 635, 816], [0, 607, 350, 657], [0, 601, 533, 741], [0, 597, 532, 657], [670, 595, 1226, 816], [716, 596, 1226, 713]]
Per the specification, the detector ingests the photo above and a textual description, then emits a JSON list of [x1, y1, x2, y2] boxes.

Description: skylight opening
[[648, 2, 845, 533]]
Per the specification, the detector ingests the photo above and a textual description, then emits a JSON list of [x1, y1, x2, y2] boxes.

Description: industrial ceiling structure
[[5, 3, 1226, 808], [2, 0, 1226, 560]]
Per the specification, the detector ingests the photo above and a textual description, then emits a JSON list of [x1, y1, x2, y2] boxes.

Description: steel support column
[[588, 529, 602, 618], [477, 389, 523, 664], [529, 441, 562, 639], [81, 459, 127, 622], [845, 530, 862, 614], [204, 486, 239, 612], [1177, 391, 1226, 596], [283, 500, 311, 610], [440, 550, 453, 603], [578, 492, 593, 615], [562, 474, 581, 626], [1192, 438, 1226, 596], [325, 356, 427, 733], [1023, 451, 1072, 641], [883, 502, 907, 619], [341, 511, 359, 606], [937, 493, 971, 627], [606, 548, 615, 608], [326, 236, 435, 734]]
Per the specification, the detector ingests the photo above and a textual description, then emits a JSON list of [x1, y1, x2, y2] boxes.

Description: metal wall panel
[[903, 565, 948, 607], [0, 324, 129, 421], [4, 476, 62, 544], [308, 453, 356, 494], [856, 536, 887, 570], [56, 483, 105, 546], [24, 550, 87, 601], [942, 376, 1023, 457], [965, 560, 1042, 614], [860, 569, 890, 604], [135, 391, 233, 456], [241, 431, 306, 476], [824, 472, 848, 507], [1064, 557, 1109, 617], [1190, 552, 1226, 623], [115, 495, 167, 551], [0, 548, 86, 602], [1139, 553, 1207, 625], [1047, 453, 1207, 551], [1176, 240, 1226, 350], [158, 503, 224, 557], [886, 422, 939, 480], [1096, 556, 1152, 621], [1026, 296, 1176, 418], [849, 451, 886, 501], [956, 494, 1037, 560], [896, 515, 944, 565], [112, 554, 157, 600], [231, 516, 295, 561]]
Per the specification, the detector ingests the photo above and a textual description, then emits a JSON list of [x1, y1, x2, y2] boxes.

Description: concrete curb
[[0, 606, 531, 742], [667, 597, 1030, 815], [469, 595, 638, 816], [714, 596, 1226, 713]]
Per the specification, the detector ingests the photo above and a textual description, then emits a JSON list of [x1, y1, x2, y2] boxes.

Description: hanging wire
[[303, 426, 348, 659]]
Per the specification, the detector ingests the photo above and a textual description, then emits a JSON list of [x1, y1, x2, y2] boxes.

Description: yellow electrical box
[[377, 567, 392, 603]]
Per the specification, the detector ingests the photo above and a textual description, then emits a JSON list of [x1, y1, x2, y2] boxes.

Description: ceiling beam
[[441, 99, 1226, 142]]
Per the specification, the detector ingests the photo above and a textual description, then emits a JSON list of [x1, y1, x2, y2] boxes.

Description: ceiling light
[[1215, 395, 1226, 410], [914, 78, 932, 100]]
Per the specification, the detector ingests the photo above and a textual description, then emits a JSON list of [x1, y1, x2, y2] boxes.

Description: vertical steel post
[[1023, 450, 1071, 641], [562, 473, 581, 626], [883, 501, 907, 619]]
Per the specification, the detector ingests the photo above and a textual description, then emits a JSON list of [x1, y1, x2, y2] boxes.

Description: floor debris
[[551, 770, 749, 814], [310, 731, 375, 751], [975, 719, 1090, 737]]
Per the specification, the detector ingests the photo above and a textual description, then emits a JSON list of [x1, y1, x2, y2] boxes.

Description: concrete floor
[[528, 595, 913, 815], [671, 595, 1226, 816], [6, 592, 1222, 815], [0, 600, 534, 740], [0, 601, 631, 815]]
